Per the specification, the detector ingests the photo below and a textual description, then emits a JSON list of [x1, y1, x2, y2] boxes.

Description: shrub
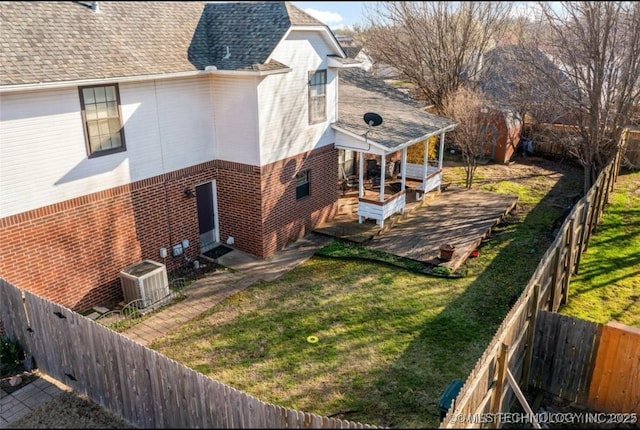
[[0, 336, 22, 376]]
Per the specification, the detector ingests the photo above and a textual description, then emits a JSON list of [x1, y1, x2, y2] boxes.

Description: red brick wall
[[0, 148, 339, 310], [259, 145, 339, 257], [215, 161, 264, 257], [0, 162, 216, 311], [215, 146, 339, 258]]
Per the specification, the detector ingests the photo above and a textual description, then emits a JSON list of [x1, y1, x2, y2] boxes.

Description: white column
[[439, 132, 445, 169], [422, 139, 429, 191], [358, 150, 364, 198], [400, 147, 407, 191], [438, 132, 446, 191], [379, 153, 386, 202]]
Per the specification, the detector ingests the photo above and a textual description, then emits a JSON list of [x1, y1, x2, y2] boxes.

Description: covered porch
[[333, 68, 457, 228], [348, 133, 449, 228]]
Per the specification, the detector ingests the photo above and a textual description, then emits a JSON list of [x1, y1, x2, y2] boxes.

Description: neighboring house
[[0, 1, 454, 312], [342, 46, 374, 73], [478, 44, 585, 162]]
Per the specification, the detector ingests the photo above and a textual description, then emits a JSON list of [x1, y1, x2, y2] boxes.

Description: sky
[[291, 2, 548, 30], [291, 2, 372, 30]]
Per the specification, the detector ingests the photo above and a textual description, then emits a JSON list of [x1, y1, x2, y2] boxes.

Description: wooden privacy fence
[[528, 311, 602, 405], [530, 312, 640, 416], [440, 150, 623, 428], [0, 280, 378, 429]]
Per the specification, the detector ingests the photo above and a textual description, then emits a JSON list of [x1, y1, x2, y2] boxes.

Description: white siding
[[121, 76, 216, 178], [210, 76, 260, 166], [257, 31, 337, 165], [0, 76, 216, 218]]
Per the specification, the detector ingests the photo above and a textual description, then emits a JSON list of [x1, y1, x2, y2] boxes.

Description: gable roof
[[189, 2, 329, 71], [334, 68, 456, 152], [479, 45, 580, 108], [0, 1, 338, 87]]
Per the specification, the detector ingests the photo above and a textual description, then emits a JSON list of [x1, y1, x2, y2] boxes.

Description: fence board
[[588, 322, 640, 414], [84, 317, 107, 408], [529, 312, 601, 402], [69, 312, 95, 400], [144, 348, 165, 428], [0, 280, 27, 348]]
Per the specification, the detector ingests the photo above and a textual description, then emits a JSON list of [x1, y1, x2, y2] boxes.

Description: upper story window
[[296, 169, 310, 199], [79, 84, 126, 157], [308, 70, 326, 124]]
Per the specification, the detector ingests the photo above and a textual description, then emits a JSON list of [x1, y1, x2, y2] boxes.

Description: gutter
[[332, 122, 458, 155], [0, 70, 209, 93], [0, 65, 292, 93], [204, 66, 292, 77]]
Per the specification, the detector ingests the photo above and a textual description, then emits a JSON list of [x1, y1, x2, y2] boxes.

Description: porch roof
[[333, 68, 456, 154]]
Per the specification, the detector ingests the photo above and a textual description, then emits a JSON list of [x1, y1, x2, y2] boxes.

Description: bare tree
[[444, 87, 493, 188], [360, 1, 514, 114], [524, 2, 640, 192]]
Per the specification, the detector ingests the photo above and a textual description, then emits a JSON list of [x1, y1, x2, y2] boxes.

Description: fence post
[[582, 189, 597, 253], [561, 219, 575, 305], [594, 170, 608, 225], [549, 247, 562, 312], [489, 342, 509, 429], [523, 284, 541, 390], [573, 201, 588, 275]]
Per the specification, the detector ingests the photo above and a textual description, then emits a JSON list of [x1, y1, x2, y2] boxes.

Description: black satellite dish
[[363, 112, 383, 127]]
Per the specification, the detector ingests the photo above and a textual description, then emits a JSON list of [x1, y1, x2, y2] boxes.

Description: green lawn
[[559, 169, 640, 327], [150, 158, 583, 428]]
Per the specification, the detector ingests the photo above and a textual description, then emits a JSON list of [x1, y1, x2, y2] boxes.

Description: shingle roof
[[335, 68, 456, 151], [0, 1, 206, 85], [0, 1, 328, 86], [342, 46, 362, 59], [284, 2, 326, 26]]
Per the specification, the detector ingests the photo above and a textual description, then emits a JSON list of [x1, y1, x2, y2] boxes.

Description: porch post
[[438, 132, 445, 191], [438, 132, 445, 169], [400, 147, 407, 191], [379, 153, 386, 202], [422, 138, 429, 191], [358, 150, 364, 198]]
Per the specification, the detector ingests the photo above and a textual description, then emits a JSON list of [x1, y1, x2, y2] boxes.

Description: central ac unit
[[119, 260, 170, 309]]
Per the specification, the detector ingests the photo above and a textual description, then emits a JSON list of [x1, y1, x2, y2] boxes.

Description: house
[[477, 45, 585, 162], [336, 35, 374, 72], [0, 1, 454, 312]]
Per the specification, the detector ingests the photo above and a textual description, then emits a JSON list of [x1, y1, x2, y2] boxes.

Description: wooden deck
[[314, 186, 518, 273]]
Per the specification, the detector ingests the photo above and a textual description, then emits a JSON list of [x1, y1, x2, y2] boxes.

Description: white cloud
[[303, 8, 343, 25]]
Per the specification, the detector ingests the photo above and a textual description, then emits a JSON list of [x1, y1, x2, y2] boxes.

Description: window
[[296, 170, 310, 199], [79, 84, 126, 157], [308, 70, 326, 124]]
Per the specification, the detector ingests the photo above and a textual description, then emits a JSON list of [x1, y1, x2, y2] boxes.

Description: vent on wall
[[119, 260, 170, 309]]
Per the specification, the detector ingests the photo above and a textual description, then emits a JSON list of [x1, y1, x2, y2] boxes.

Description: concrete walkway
[[122, 233, 332, 346], [0, 373, 69, 428]]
